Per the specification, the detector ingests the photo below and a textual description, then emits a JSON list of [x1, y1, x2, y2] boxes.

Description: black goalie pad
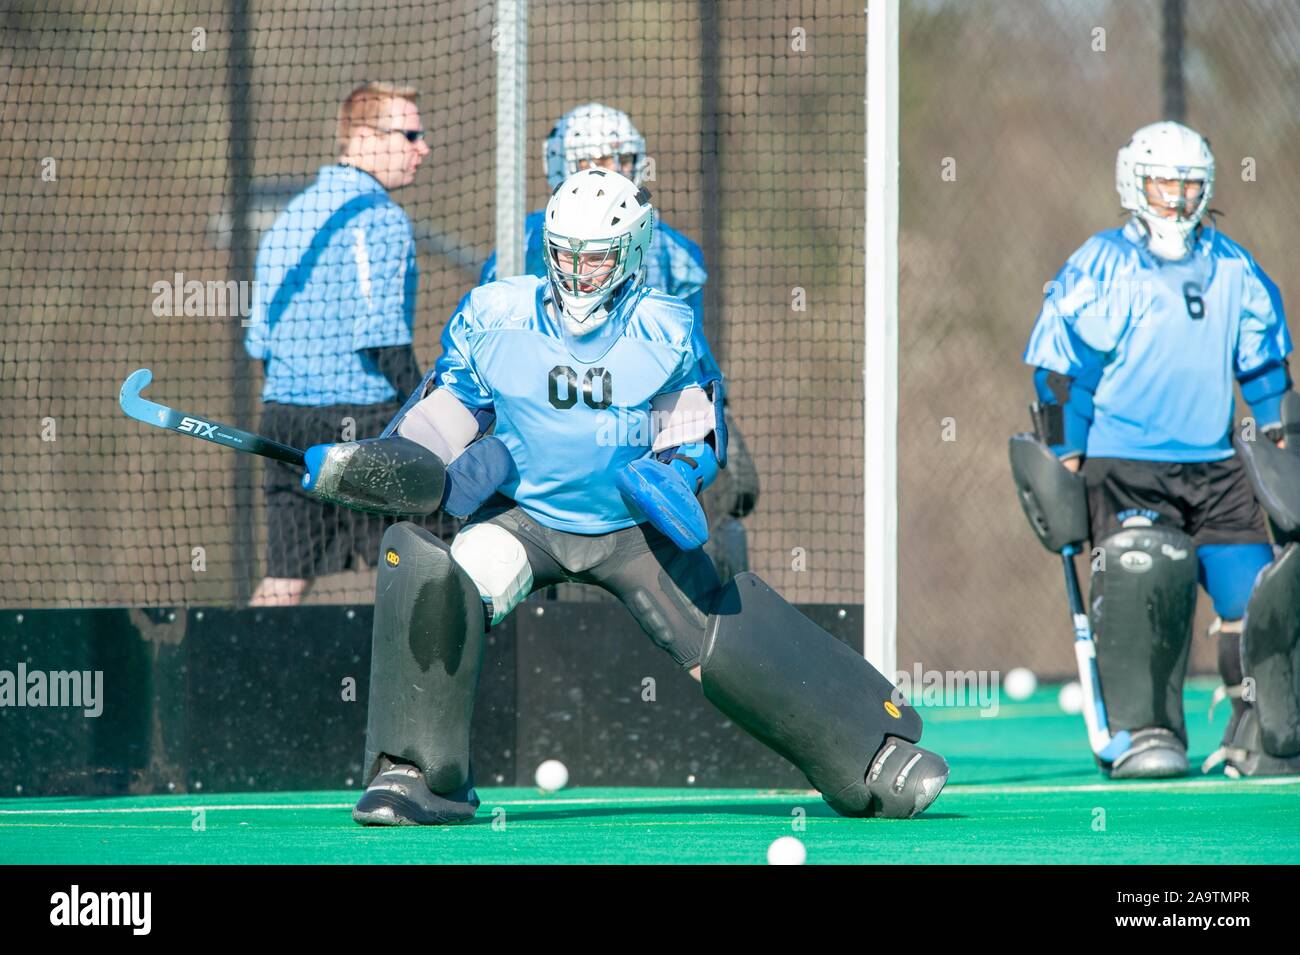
[[1008, 433, 1090, 553], [1283, 391, 1300, 458], [700, 573, 946, 818], [362, 521, 486, 795], [1242, 542, 1300, 758], [1091, 526, 1198, 742], [1234, 430, 1300, 540]]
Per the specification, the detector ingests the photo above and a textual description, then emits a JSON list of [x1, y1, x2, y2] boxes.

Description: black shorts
[[1083, 455, 1269, 547], [261, 401, 459, 579]]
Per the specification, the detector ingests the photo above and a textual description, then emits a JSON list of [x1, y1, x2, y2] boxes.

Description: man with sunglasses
[[296, 168, 948, 825], [244, 82, 430, 606], [1022, 121, 1299, 779]]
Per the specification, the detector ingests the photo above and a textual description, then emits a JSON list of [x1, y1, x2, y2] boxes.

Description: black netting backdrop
[[0, 1, 865, 607]]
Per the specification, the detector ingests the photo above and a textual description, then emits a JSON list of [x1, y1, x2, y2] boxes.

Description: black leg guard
[[700, 573, 948, 819], [1214, 628, 1249, 747], [1241, 542, 1300, 760], [353, 522, 486, 825], [1092, 527, 1198, 750]]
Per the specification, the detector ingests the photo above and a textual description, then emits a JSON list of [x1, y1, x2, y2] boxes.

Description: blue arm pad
[[616, 447, 714, 550], [1239, 360, 1291, 430], [441, 436, 513, 519], [1033, 367, 1094, 459], [656, 441, 720, 494]]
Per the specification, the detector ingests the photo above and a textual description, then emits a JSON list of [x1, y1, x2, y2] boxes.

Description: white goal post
[[865, 0, 899, 679], [494, 0, 528, 279]]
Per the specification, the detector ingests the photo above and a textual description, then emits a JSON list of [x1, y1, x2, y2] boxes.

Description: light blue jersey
[[1024, 221, 1291, 462], [479, 210, 709, 320], [245, 165, 418, 406], [430, 275, 720, 533]]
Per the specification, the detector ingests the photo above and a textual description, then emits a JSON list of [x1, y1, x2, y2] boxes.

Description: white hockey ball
[[1005, 667, 1037, 701], [1058, 681, 1084, 715], [767, 836, 806, 865], [534, 759, 569, 793]]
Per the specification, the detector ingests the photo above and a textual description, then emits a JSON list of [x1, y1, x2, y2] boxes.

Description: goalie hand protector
[[302, 436, 447, 517], [304, 435, 512, 520], [616, 443, 718, 550]]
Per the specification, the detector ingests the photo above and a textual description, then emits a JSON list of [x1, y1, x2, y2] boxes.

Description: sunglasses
[[368, 125, 426, 143]]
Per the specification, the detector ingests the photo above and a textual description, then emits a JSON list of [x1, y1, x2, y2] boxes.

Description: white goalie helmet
[[543, 168, 655, 344], [544, 103, 648, 191], [1116, 121, 1215, 260]]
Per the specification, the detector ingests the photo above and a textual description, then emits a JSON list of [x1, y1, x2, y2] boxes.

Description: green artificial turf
[[3, 681, 1297, 864]]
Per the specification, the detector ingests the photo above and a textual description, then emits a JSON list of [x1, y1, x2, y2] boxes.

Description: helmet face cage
[[544, 105, 647, 190], [544, 232, 631, 301], [1130, 163, 1213, 224], [561, 123, 644, 184]]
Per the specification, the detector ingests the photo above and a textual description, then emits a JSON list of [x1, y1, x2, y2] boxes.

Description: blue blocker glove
[[441, 435, 513, 518], [616, 443, 719, 550]]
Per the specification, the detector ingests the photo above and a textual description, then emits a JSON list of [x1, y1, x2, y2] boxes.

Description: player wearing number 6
[[1018, 121, 1300, 779], [296, 167, 948, 824]]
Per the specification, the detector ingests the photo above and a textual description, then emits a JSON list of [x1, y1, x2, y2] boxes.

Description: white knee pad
[[450, 523, 533, 625]]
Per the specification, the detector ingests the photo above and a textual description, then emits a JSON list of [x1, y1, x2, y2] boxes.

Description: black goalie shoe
[[352, 758, 480, 826], [1108, 727, 1189, 779]]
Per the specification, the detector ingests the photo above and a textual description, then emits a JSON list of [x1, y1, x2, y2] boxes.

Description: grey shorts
[[468, 497, 722, 669]]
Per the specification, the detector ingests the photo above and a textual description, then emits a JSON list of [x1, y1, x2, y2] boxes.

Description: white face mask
[[1139, 214, 1197, 260], [543, 289, 616, 363], [1130, 171, 1209, 261], [557, 295, 608, 336]]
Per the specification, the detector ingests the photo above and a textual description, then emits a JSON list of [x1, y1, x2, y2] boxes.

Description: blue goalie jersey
[[1023, 221, 1292, 462], [430, 275, 721, 533]]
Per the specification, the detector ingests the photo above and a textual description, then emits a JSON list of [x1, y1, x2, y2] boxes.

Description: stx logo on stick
[[177, 416, 218, 438]]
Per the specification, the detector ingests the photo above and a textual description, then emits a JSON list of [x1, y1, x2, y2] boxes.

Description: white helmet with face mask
[[543, 168, 655, 354], [1116, 121, 1215, 261], [544, 103, 648, 191]]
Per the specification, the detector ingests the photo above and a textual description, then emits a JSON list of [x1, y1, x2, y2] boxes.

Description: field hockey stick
[[1058, 543, 1128, 762], [119, 368, 305, 466], [1019, 407, 1127, 763]]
